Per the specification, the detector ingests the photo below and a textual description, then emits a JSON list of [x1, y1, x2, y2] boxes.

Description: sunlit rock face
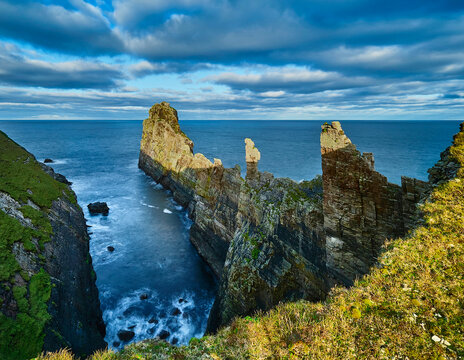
[[139, 102, 242, 276], [139, 104, 429, 333]]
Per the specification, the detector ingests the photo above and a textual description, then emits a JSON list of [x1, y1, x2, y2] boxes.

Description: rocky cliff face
[[139, 102, 242, 276], [321, 122, 429, 284], [0, 131, 105, 360], [139, 103, 429, 333]]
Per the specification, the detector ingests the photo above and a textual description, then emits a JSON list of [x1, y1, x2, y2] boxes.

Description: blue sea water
[[0, 119, 460, 349]]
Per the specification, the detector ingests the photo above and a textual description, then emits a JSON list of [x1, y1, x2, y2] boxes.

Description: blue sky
[[0, 0, 463, 120]]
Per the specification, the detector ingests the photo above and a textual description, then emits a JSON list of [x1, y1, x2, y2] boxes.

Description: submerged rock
[[107, 246, 115, 252], [171, 307, 181, 316], [87, 202, 109, 215], [148, 317, 159, 324], [140, 293, 149, 300], [158, 330, 170, 340], [117, 330, 135, 342]]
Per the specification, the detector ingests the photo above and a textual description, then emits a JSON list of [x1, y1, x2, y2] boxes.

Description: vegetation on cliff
[[0, 131, 104, 359], [0, 131, 76, 360], [42, 124, 463, 359]]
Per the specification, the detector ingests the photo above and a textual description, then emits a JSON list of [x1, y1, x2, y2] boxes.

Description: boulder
[[117, 330, 135, 342], [140, 293, 149, 300], [44, 158, 53, 163], [148, 317, 158, 324], [158, 330, 170, 340], [171, 308, 181, 316], [107, 246, 115, 252], [87, 202, 109, 215]]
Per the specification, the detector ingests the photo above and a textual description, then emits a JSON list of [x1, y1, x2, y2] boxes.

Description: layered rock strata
[[0, 131, 105, 360], [321, 122, 429, 284], [139, 103, 429, 333]]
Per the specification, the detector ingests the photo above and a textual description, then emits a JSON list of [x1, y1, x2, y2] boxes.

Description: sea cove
[[0, 118, 459, 349]]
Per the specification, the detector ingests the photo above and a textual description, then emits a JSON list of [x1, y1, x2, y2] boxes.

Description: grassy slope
[[39, 125, 464, 360], [0, 131, 75, 360]]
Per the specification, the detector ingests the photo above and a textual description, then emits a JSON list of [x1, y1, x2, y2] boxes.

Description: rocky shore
[[139, 102, 431, 332]]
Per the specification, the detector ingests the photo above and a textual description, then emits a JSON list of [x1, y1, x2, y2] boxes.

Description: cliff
[[98, 120, 463, 359], [139, 103, 430, 333], [321, 121, 429, 284], [0, 131, 106, 359]]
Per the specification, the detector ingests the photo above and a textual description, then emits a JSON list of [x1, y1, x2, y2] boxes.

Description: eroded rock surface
[[139, 103, 429, 333]]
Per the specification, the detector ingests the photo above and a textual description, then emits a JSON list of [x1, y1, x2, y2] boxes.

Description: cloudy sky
[[0, 0, 463, 120]]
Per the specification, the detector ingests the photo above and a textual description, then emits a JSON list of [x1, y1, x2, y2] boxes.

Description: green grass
[[0, 131, 76, 208], [34, 124, 464, 359]]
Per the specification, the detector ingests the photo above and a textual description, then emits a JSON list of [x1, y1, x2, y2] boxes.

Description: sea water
[[0, 119, 460, 348]]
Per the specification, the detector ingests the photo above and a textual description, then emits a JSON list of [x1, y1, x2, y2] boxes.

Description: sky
[[0, 0, 463, 120]]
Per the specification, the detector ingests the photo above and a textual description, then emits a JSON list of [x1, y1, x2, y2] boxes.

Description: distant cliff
[[139, 103, 429, 332], [0, 131, 106, 359]]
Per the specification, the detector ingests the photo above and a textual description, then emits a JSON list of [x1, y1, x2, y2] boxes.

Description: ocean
[[0, 119, 460, 349]]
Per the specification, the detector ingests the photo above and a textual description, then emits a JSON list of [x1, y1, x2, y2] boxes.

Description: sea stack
[[139, 103, 430, 333]]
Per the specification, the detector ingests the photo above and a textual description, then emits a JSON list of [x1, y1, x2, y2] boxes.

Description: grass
[[0, 131, 76, 208], [29, 124, 464, 359]]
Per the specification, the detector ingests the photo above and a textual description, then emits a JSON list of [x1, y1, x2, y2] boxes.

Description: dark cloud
[[0, 0, 122, 55], [0, 43, 125, 89]]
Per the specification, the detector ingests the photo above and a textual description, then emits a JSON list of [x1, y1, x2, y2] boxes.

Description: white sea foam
[[163, 209, 172, 214], [103, 290, 203, 349], [43, 158, 68, 165], [140, 200, 157, 209]]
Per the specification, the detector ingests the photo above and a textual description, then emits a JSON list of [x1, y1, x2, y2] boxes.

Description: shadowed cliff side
[[0, 131, 106, 359], [321, 122, 429, 285], [139, 103, 429, 333]]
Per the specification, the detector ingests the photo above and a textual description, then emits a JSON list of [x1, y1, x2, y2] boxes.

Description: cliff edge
[[0, 131, 106, 359]]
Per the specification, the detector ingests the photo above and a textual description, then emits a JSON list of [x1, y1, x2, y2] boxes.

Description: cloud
[[206, 66, 373, 94], [129, 61, 215, 77], [0, 0, 463, 119], [0, 0, 122, 55], [0, 43, 125, 89]]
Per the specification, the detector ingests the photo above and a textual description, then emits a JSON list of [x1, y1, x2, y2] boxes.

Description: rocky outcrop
[[0, 131, 105, 360], [139, 103, 429, 333], [139, 102, 242, 276], [206, 173, 326, 333], [321, 122, 429, 284]]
